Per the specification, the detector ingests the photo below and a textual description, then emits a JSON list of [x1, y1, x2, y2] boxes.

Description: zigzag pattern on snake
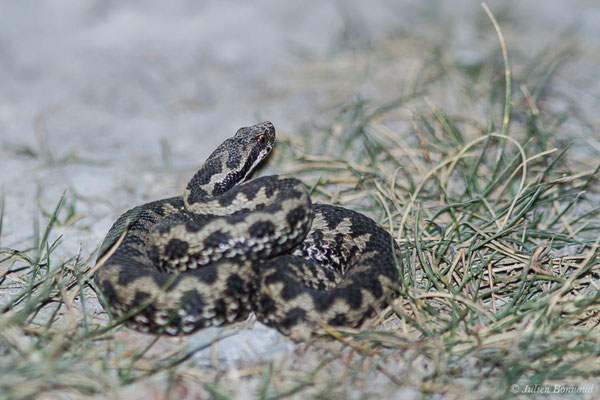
[[93, 121, 401, 335]]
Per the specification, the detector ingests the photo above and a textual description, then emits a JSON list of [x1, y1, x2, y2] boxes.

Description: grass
[[274, 95, 600, 397], [1, 9, 599, 400]]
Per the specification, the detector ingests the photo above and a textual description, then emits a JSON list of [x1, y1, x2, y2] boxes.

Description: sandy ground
[[1, 0, 599, 397]]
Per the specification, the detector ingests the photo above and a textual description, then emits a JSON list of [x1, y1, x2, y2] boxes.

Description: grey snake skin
[[93, 122, 401, 335]]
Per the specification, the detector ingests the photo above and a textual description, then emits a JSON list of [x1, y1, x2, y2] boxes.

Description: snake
[[93, 121, 401, 335]]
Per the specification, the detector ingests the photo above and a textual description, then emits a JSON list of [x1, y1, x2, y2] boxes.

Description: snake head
[[234, 120, 276, 156], [185, 121, 278, 202], [233, 121, 276, 183]]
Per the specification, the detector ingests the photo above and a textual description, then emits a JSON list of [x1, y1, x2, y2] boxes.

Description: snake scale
[[93, 122, 401, 335]]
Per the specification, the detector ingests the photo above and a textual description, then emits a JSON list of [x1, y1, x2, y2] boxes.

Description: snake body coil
[[94, 122, 401, 335]]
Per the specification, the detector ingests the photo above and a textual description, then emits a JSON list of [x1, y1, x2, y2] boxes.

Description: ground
[[1, 1, 599, 399]]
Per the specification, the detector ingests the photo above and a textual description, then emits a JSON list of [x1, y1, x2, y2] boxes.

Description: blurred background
[[2, 0, 598, 163]]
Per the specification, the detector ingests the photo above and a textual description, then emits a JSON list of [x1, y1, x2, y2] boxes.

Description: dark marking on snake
[[165, 239, 189, 260], [248, 221, 276, 239]]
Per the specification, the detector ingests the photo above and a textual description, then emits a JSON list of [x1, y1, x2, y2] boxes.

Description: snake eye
[[257, 134, 266, 145]]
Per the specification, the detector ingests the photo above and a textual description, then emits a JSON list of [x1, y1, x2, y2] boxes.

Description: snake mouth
[[240, 145, 273, 183]]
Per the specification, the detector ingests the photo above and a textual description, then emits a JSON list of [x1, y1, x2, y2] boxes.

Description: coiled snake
[[94, 122, 401, 335]]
